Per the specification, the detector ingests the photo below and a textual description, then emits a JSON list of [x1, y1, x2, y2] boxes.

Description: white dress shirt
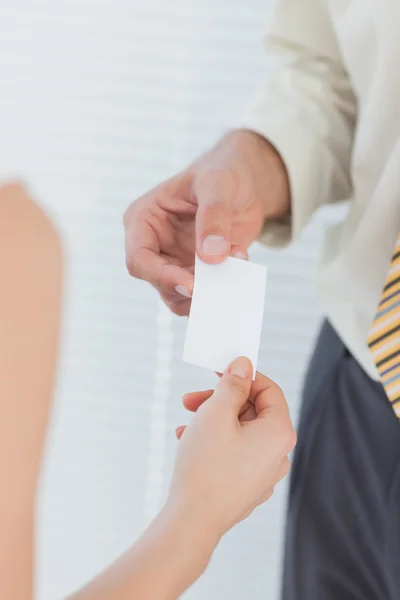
[[242, 0, 400, 380]]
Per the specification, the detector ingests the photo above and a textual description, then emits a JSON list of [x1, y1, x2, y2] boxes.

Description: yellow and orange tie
[[368, 234, 400, 418]]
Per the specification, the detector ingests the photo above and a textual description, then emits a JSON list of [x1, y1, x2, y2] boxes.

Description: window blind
[[0, 1, 341, 598]]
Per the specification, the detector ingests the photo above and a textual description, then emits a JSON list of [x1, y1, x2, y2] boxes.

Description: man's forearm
[[70, 501, 219, 600]]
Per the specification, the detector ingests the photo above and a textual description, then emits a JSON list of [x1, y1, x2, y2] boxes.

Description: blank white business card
[[183, 255, 267, 379]]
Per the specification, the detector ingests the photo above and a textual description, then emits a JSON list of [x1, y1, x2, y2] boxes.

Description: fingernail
[[202, 235, 228, 256], [176, 426, 186, 439], [175, 284, 191, 298], [232, 251, 247, 260], [229, 357, 251, 379]]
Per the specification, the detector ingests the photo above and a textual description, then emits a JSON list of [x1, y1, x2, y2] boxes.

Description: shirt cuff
[[241, 109, 325, 248]]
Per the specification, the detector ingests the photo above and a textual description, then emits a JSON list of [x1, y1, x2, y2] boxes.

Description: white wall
[[0, 1, 332, 598]]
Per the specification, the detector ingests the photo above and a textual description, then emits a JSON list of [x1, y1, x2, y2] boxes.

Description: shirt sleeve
[[241, 0, 357, 246]]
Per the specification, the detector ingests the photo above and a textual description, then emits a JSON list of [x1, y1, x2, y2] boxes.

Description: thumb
[[211, 357, 253, 413], [193, 171, 233, 264]]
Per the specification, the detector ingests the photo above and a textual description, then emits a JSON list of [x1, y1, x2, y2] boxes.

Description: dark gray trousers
[[282, 321, 400, 600]]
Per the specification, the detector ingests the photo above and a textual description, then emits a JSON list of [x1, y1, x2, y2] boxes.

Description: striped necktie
[[368, 234, 400, 418]]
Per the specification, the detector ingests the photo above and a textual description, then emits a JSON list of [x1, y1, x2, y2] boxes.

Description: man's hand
[[124, 130, 290, 315]]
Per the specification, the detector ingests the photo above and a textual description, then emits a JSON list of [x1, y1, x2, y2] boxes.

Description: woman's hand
[[167, 357, 296, 541], [71, 358, 295, 600]]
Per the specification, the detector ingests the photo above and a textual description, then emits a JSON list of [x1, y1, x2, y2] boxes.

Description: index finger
[[125, 207, 195, 298], [124, 200, 165, 287], [250, 373, 296, 455], [250, 372, 290, 419], [126, 244, 167, 289]]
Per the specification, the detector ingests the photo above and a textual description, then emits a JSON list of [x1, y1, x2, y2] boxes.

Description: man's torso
[[318, 0, 400, 379]]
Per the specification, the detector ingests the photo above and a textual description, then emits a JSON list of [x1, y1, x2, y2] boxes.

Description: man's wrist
[[256, 133, 291, 221], [224, 129, 291, 221]]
